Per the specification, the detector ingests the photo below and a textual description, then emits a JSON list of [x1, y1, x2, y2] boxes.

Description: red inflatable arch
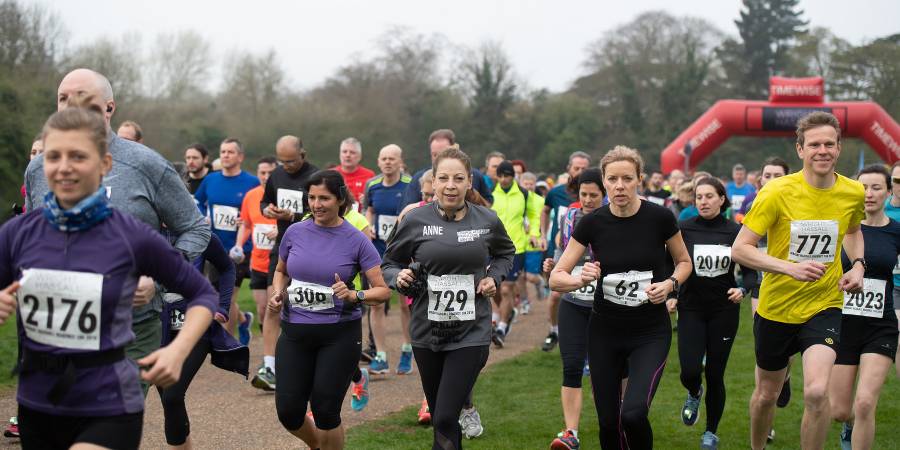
[[660, 76, 900, 173]]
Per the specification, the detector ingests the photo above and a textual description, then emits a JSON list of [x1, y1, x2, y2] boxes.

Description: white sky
[[31, 0, 900, 92]]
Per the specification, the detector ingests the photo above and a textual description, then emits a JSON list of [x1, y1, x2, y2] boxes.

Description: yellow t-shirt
[[344, 209, 371, 290], [742, 171, 864, 324]]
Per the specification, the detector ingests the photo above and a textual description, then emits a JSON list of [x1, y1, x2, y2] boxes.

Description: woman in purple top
[[268, 170, 390, 450], [0, 107, 216, 450]]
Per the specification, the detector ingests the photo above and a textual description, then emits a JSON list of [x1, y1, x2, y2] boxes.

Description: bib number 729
[[427, 274, 476, 322]]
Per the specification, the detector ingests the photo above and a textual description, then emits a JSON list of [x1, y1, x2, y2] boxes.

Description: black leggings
[[275, 319, 361, 431], [677, 307, 739, 434], [157, 336, 212, 446], [558, 300, 591, 388], [413, 345, 489, 450], [588, 313, 671, 450]]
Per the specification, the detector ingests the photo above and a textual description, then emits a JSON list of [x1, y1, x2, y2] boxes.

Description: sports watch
[[356, 290, 366, 302]]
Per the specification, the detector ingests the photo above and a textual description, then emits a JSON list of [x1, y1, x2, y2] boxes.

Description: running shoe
[[3, 417, 18, 438], [397, 350, 414, 375], [351, 368, 370, 411], [682, 386, 703, 426], [360, 343, 377, 363], [550, 429, 580, 449], [839, 422, 852, 450], [492, 327, 506, 348], [700, 431, 719, 449], [459, 407, 483, 439], [522, 298, 531, 315], [251, 366, 276, 392], [417, 398, 431, 425], [768, 428, 775, 442], [238, 312, 254, 346], [369, 357, 389, 375], [776, 376, 791, 408], [541, 331, 559, 352]]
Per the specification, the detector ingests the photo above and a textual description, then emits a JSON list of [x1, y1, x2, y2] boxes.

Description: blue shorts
[[524, 251, 542, 275], [506, 253, 526, 282]]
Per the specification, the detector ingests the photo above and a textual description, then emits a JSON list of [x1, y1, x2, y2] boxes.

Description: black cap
[[497, 160, 515, 177]]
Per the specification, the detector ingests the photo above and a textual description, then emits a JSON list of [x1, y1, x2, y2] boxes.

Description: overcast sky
[[31, 0, 900, 92]]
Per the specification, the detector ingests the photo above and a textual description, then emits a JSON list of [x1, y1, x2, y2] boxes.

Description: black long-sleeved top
[[260, 163, 319, 243]]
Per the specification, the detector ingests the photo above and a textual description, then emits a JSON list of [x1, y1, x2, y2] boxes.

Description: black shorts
[[250, 269, 268, 290], [234, 259, 251, 287], [505, 253, 526, 282], [18, 404, 143, 450], [835, 316, 899, 365], [754, 308, 841, 371]]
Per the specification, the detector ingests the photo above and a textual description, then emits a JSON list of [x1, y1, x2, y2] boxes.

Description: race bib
[[17, 268, 103, 350], [286, 280, 335, 311], [253, 224, 276, 251], [427, 274, 476, 322], [842, 278, 887, 318], [893, 255, 900, 275], [212, 204, 239, 231], [601, 271, 652, 307], [169, 308, 185, 330], [570, 266, 597, 302], [693, 244, 732, 278], [789, 220, 838, 263], [647, 196, 665, 206], [277, 189, 304, 214], [731, 195, 746, 211], [377, 215, 398, 241]]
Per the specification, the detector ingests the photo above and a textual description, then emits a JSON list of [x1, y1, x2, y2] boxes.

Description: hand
[[214, 312, 228, 324], [542, 258, 555, 274], [268, 291, 284, 312], [396, 269, 416, 289], [364, 227, 375, 241], [477, 277, 497, 297], [265, 205, 293, 221], [538, 237, 548, 251], [138, 346, 187, 388], [787, 261, 827, 282], [838, 265, 864, 294], [133, 276, 156, 307], [228, 246, 245, 264], [665, 298, 678, 313], [332, 273, 354, 302], [0, 282, 20, 325], [726, 288, 744, 303], [265, 228, 278, 241], [580, 262, 601, 285], [645, 281, 672, 304], [529, 236, 539, 248]]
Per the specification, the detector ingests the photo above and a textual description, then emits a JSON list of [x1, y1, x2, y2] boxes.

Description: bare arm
[[732, 226, 826, 282], [839, 225, 865, 292], [549, 239, 598, 293]]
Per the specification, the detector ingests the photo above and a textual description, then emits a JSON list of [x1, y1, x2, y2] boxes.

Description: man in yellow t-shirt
[[733, 111, 865, 450]]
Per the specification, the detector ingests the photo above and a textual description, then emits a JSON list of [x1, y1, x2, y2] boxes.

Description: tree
[[829, 34, 900, 118], [63, 33, 143, 106], [459, 42, 518, 162], [146, 31, 212, 101]]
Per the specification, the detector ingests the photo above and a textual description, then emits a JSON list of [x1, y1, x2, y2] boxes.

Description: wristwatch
[[668, 276, 679, 292], [852, 258, 867, 272], [356, 290, 366, 302]]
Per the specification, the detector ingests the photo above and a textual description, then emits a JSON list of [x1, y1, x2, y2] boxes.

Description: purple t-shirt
[[0, 210, 217, 416], [279, 219, 381, 324]]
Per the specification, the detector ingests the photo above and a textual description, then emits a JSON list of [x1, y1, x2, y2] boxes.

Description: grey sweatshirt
[[382, 202, 515, 351], [24, 132, 211, 323]]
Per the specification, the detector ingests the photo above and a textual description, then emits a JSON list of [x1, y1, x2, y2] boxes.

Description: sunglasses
[[892, 178, 900, 185]]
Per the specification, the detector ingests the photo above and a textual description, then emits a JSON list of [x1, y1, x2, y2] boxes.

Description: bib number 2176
[[17, 268, 103, 350]]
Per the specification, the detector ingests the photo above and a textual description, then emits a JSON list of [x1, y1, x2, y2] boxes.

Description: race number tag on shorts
[[693, 245, 732, 278], [601, 271, 652, 307], [17, 268, 102, 350], [277, 189, 304, 214], [169, 308, 185, 330], [286, 280, 335, 311], [253, 224, 276, 250], [789, 220, 838, 263], [377, 215, 398, 240], [843, 278, 887, 318], [571, 266, 597, 302], [731, 195, 745, 211], [893, 255, 900, 275], [212, 205, 239, 231], [427, 274, 476, 322]]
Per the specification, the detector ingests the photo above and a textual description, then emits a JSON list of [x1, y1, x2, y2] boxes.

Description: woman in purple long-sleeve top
[[0, 106, 217, 450]]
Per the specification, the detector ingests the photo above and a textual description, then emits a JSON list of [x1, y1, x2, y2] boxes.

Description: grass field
[[346, 299, 900, 449]]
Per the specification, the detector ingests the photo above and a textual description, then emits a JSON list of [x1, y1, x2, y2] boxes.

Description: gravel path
[[0, 297, 553, 449]]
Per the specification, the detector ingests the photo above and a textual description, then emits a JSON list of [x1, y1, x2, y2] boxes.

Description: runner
[[269, 170, 390, 449], [235, 157, 278, 332], [549, 145, 692, 449], [644, 168, 671, 206], [828, 164, 900, 450], [726, 163, 755, 212], [400, 129, 493, 209], [2, 106, 216, 450], [383, 147, 516, 449], [253, 135, 318, 391], [541, 151, 591, 352], [482, 151, 505, 191], [157, 233, 249, 450], [364, 144, 413, 375], [676, 177, 757, 450], [882, 161, 900, 378], [542, 168, 604, 450], [116, 120, 143, 143], [194, 138, 259, 344], [24, 68, 211, 397], [335, 137, 375, 213], [183, 144, 212, 195], [519, 172, 547, 315], [491, 160, 544, 347], [732, 111, 865, 450]]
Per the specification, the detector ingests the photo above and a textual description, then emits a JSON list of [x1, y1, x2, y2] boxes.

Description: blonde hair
[[420, 170, 434, 185], [43, 106, 109, 157], [599, 145, 644, 177]]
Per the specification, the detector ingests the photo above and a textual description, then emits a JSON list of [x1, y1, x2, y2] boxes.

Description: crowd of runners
[[0, 67, 897, 450]]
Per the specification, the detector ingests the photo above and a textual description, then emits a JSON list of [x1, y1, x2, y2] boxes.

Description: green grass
[[346, 299, 900, 449]]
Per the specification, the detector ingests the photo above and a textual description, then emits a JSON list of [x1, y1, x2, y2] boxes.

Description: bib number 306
[[287, 280, 335, 311], [427, 274, 476, 322], [789, 220, 838, 263], [843, 278, 887, 318], [17, 268, 103, 350]]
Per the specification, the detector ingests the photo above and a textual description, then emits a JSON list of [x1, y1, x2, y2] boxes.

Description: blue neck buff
[[42, 187, 112, 232]]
